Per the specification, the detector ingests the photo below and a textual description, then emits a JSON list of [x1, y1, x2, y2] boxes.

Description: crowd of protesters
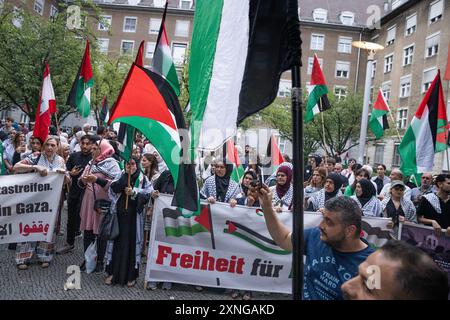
[[1, 117, 449, 300]]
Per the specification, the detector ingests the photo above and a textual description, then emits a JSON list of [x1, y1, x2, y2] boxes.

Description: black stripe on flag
[[382, 114, 389, 130], [427, 76, 441, 149], [226, 220, 278, 246]]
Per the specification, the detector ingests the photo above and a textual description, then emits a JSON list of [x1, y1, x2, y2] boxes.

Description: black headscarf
[[241, 170, 257, 196], [128, 156, 142, 187], [215, 163, 234, 202], [356, 178, 376, 207], [325, 173, 343, 201]]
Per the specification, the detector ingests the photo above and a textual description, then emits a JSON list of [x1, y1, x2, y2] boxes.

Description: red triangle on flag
[[373, 88, 390, 112], [310, 54, 327, 86], [194, 205, 211, 232]]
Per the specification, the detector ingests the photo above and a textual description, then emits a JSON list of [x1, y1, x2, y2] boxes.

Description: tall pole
[[357, 51, 375, 164], [291, 63, 304, 300]]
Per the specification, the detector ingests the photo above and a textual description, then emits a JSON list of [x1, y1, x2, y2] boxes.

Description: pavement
[[0, 204, 290, 300]]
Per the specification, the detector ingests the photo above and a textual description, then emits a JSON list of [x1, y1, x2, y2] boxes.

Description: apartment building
[[365, 0, 450, 171]]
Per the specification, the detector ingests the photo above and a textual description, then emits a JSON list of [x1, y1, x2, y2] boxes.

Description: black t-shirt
[[417, 196, 450, 229], [66, 151, 92, 198]]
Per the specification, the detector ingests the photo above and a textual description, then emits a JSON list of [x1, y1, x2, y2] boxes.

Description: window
[[334, 86, 347, 100], [175, 20, 190, 38], [429, 0, 443, 24], [335, 61, 350, 79], [405, 14, 417, 36], [149, 18, 161, 34], [12, 7, 23, 28], [145, 42, 156, 59], [403, 45, 414, 66], [121, 40, 134, 56], [154, 0, 165, 7], [382, 82, 392, 102], [340, 11, 354, 25], [425, 33, 440, 58], [392, 0, 402, 10], [180, 0, 193, 9], [374, 145, 385, 165], [423, 68, 437, 92], [392, 144, 401, 167], [123, 17, 137, 33], [371, 61, 377, 79], [34, 0, 44, 15], [98, 38, 109, 54], [19, 113, 29, 124], [277, 136, 287, 154], [384, 54, 393, 73], [50, 5, 58, 18], [400, 75, 412, 98], [313, 8, 327, 22], [307, 56, 323, 74], [397, 108, 408, 129], [172, 42, 188, 65], [98, 15, 112, 31], [338, 36, 352, 54], [311, 34, 324, 51], [278, 79, 291, 98], [386, 25, 396, 46]]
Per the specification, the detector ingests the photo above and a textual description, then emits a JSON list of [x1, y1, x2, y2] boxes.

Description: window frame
[[34, 0, 44, 16], [335, 61, 350, 79], [310, 33, 325, 51], [429, 0, 444, 24], [399, 75, 412, 98], [337, 36, 352, 54], [405, 13, 417, 36], [123, 16, 137, 33], [384, 53, 394, 74], [121, 40, 135, 56], [403, 44, 414, 66], [98, 15, 112, 31]]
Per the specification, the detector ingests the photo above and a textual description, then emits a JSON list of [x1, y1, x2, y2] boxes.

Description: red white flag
[[33, 62, 56, 143]]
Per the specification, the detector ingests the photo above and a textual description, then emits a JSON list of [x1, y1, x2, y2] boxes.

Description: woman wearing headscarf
[[200, 158, 240, 204], [13, 136, 67, 269], [269, 165, 293, 212], [307, 173, 343, 212], [350, 179, 382, 217], [78, 139, 121, 272], [104, 157, 156, 287], [229, 170, 258, 208]]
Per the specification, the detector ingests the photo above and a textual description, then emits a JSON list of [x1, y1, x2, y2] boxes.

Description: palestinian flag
[[399, 70, 448, 175], [189, 0, 300, 152], [117, 122, 134, 161], [99, 96, 109, 125], [152, 2, 180, 96], [223, 139, 244, 183], [67, 40, 93, 118], [33, 62, 56, 144], [0, 143, 6, 175], [266, 134, 284, 172], [369, 88, 390, 139], [224, 220, 290, 255], [107, 63, 199, 212], [163, 206, 211, 237], [135, 40, 145, 67], [305, 54, 331, 123]]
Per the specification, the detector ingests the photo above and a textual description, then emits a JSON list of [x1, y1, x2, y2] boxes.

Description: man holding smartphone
[[57, 135, 95, 254]]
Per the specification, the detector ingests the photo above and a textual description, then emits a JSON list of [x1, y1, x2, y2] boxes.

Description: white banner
[[145, 194, 392, 294], [0, 172, 64, 244]]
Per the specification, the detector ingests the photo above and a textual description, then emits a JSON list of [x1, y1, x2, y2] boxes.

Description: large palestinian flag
[[108, 64, 199, 212], [266, 134, 284, 172], [399, 70, 448, 175], [67, 40, 93, 118], [223, 139, 244, 183], [305, 54, 330, 123], [152, 2, 180, 96], [369, 88, 390, 139], [189, 0, 300, 152]]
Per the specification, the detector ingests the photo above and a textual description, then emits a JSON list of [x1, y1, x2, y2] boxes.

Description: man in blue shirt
[[257, 185, 374, 300]]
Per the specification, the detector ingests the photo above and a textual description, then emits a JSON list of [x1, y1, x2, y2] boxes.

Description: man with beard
[[258, 186, 374, 300], [418, 173, 450, 237], [57, 135, 95, 254]]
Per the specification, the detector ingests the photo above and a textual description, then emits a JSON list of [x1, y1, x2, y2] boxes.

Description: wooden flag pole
[[54, 111, 60, 134], [125, 167, 131, 210], [320, 100, 329, 174], [388, 111, 402, 143]]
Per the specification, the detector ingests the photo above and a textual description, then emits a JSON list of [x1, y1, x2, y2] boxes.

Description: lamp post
[[352, 41, 384, 164]]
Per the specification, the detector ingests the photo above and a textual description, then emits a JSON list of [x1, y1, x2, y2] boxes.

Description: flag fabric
[[369, 88, 390, 139], [108, 63, 199, 212], [99, 96, 109, 125], [305, 54, 331, 123], [189, 0, 300, 152], [117, 122, 134, 162], [152, 2, 180, 96], [33, 62, 56, 143], [67, 40, 93, 118], [135, 40, 145, 68], [266, 134, 284, 172], [223, 139, 244, 183], [224, 220, 290, 255], [399, 70, 448, 175], [444, 43, 450, 81], [0, 143, 6, 175], [163, 206, 211, 237]]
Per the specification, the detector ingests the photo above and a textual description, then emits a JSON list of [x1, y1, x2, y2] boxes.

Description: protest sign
[[0, 172, 64, 244]]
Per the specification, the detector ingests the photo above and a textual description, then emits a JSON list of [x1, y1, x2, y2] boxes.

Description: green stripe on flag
[[399, 125, 417, 175], [305, 85, 328, 123], [165, 224, 209, 237]]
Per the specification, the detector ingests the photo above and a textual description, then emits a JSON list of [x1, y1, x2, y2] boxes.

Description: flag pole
[[388, 111, 402, 142], [320, 106, 329, 174], [125, 167, 131, 210], [53, 111, 60, 134], [291, 62, 304, 299]]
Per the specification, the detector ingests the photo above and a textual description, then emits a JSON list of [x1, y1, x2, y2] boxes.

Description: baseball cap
[[391, 180, 406, 189]]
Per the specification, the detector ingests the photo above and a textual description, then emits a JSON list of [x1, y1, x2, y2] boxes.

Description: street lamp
[[352, 41, 384, 164]]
